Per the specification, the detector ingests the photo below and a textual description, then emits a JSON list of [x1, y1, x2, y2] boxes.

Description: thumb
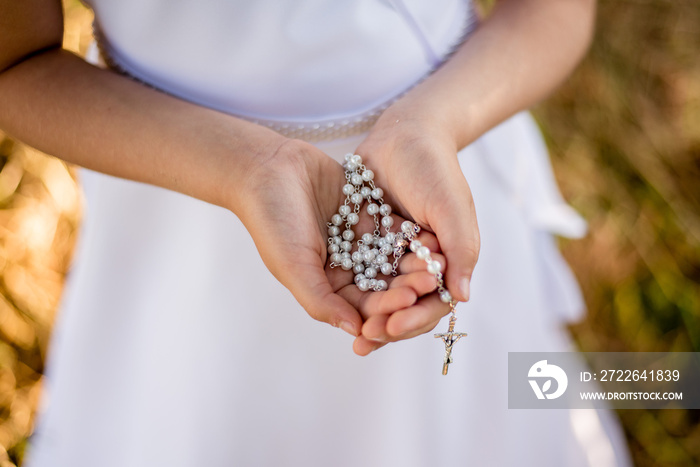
[[426, 183, 480, 302], [278, 255, 364, 337]]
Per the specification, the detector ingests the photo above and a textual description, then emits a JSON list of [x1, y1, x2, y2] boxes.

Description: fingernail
[[370, 341, 384, 352], [369, 335, 388, 343], [340, 321, 358, 336], [459, 277, 470, 301]]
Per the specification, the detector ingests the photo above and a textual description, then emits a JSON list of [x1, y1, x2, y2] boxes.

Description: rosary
[[327, 153, 467, 375]]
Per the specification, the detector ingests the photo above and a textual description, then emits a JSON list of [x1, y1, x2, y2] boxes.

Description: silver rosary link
[[327, 154, 401, 291]]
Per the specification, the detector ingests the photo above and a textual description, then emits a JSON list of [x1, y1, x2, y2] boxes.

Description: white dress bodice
[[90, 0, 475, 128]]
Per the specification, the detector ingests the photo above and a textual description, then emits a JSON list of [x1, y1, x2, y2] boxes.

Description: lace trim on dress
[[92, 11, 477, 142]]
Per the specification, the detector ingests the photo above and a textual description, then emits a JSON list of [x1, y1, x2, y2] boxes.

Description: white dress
[[27, 1, 632, 466]]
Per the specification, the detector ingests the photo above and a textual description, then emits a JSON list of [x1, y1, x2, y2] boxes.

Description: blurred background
[[0, 0, 697, 465]]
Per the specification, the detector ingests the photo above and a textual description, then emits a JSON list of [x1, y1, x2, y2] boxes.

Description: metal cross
[[434, 314, 467, 375]]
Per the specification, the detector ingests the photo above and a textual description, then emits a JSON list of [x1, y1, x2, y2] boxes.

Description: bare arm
[[376, 0, 597, 148], [0, 0, 284, 212]]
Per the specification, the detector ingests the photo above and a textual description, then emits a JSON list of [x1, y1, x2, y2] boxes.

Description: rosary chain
[[326, 153, 467, 374]]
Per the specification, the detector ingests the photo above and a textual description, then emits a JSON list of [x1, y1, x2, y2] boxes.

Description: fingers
[[282, 254, 364, 337], [397, 251, 445, 276], [390, 271, 439, 299], [413, 230, 440, 252], [352, 335, 388, 356], [337, 283, 417, 318], [360, 314, 390, 342], [328, 219, 442, 320], [356, 255, 451, 349], [427, 178, 480, 302], [354, 256, 444, 318], [385, 293, 448, 338], [361, 293, 449, 342]]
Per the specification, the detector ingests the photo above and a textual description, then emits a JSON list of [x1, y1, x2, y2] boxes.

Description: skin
[[0, 0, 596, 356]]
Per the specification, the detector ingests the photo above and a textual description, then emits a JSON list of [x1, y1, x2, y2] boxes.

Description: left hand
[[350, 108, 481, 355]]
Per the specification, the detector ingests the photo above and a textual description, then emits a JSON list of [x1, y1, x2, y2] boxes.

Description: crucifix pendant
[[434, 313, 467, 375]]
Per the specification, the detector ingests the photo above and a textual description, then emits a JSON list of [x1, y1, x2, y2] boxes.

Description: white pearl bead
[[341, 241, 353, 252], [350, 173, 363, 186], [363, 249, 376, 262], [360, 187, 372, 198], [342, 230, 355, 241], [339, 205, 351, 216], [350, 193, 363, 205], [416, 246, 431, 260], [354, 273, 366, 284], [367, 203, 379, 215], [427, 260, 442, 275], [331, 214, 343, 226], [344, 153, 353, 162], [381, 216, 394, 228], [379, 244, 392, 255], [328, 243, 339, 254], [380, 262, 393, 276], [440, 290, 453, 303], [365, 267, 377, 278], [371, 188, 384, 200], [330, 236, 341, 245], [368, 278, 378, 289], [357, 279, 370, 292], [401, 221, 414, 234], [345, 161, 357, 171], [342, 184, 355, 196], [385, 232, 396, 244], [361, 233, 374, 244], [358, 244, 369, 253], [361, 169, 374, 181], [375, 254, 388, 265], [341, 258, 353, 270], [351, 251, 363, 263], [409, 239, 422, 252], [328, 226, 340, 237], [341, 251, 351, 259], [330, 253, 342, 264], [353, 263, 365, 274], [351, 154, 363, 165], [376, 280, 388, 291], [347, 213, 359, 225], [379, 204, 392, 216]]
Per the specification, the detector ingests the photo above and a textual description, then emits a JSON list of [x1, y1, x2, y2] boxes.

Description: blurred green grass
[[533, 0, 700, 465], [0, 0, 698, 466]]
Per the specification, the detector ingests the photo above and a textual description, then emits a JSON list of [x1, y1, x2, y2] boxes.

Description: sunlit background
[[0, 0, 698, 465]]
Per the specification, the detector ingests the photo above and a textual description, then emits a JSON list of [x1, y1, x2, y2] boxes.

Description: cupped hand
[[234, 138, 439, 344], [351, 109, 481, 349], [328, 221, 450, 356]]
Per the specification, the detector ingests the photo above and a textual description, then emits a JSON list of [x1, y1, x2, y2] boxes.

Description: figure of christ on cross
[[434, 315, 468, 375]]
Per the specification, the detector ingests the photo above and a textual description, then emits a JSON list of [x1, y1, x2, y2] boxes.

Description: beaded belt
[[93, 15, 476, 143]]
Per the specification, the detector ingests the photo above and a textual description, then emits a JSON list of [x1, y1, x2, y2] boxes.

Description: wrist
[[361, 101, 459, 166], [374, 98, 463, 149], [201, 116, 289, 213]]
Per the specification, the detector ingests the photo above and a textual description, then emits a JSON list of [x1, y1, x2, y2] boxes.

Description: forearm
[[0, 48, 286, 212], [375, 0, 596, 149]]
